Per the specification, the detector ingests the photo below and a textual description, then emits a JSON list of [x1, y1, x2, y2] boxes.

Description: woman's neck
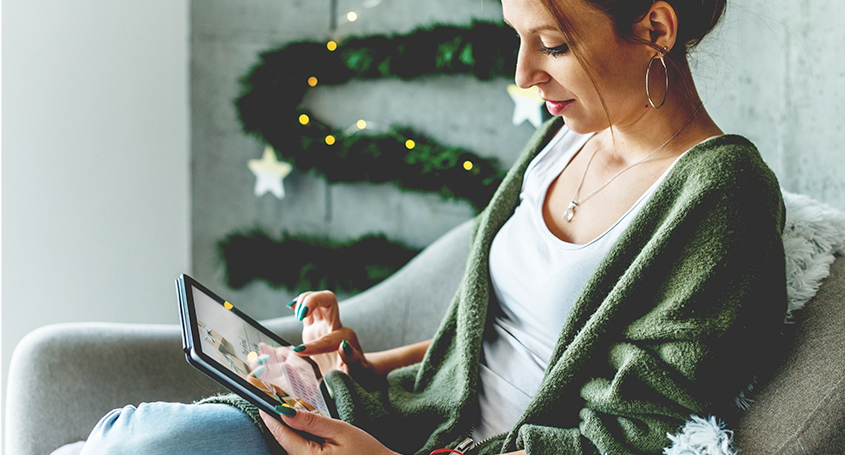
[[596, 83, 723, 165]]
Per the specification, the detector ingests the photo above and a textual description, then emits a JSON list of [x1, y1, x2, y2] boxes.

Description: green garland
[[219, 230, 421, 294], [236, 20, 519, 211], [223, 21, 521, 293]]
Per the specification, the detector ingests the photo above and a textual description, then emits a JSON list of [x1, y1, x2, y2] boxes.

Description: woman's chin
[[559, 117, 600, 135]]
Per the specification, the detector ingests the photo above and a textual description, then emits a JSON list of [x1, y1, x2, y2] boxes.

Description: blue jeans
[[80, 402, 273, 455]]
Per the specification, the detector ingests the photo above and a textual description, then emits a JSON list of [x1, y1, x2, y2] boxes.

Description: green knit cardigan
[[217, 117, 787, 455]]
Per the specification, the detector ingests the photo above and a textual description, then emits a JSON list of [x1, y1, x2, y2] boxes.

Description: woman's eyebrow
[[503, 17, 559, 34]]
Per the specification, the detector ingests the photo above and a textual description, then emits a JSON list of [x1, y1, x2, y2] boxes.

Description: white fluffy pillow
[[664, 190, 845, 455]]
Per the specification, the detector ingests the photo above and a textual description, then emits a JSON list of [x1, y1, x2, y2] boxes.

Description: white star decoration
[[248, 146, 293, 199], [507, 84, 545, 129]]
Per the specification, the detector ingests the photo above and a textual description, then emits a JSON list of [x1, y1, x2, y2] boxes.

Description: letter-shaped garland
[[236, 21, 518, 211], [219, 230, 422, 293], [222, 21, 519, 293]]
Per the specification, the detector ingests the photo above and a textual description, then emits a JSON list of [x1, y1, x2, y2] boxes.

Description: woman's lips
[[545, 99, 573, 116]]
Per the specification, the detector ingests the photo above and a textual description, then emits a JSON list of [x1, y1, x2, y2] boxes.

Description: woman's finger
[[263, 408, 399, 455], [286, 292, 309, 312], [293, 291, 340, 325], [277, 407, 340, 438], [294, 327, 359, 356], [260, 408, 344, 452], [260, 410, 313, 453], [338, 339, 361, 365], [287, 291, 315, 319]]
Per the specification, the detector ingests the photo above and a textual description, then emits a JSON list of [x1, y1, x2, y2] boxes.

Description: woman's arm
[[365, 339, 432, 376]]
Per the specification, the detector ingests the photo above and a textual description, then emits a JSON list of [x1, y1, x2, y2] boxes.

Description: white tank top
[[473, 126, 687, 440]]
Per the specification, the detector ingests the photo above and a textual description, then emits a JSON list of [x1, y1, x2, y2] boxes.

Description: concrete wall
[[191, 0, 845, 321], [2, 0, 190, 432], [696, 0, 845, 202]]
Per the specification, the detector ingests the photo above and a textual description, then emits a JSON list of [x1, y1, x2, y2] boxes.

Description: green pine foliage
[[235, 21, 518, 211], [219, 230, 421, 294], [223, 21, 518, 293]]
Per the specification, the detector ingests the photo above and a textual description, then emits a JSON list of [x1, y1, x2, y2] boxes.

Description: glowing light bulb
[[307, 76, 318, 87], [325, 135, 336, 145], [299, 114, 310, 125], [357, 120, 367, 130], [247, 352, 258, 363], [327, 41, 338, 51], [405, 139, 416, 150], [463, 161, 474, 171], [347, 11, 358, 22]]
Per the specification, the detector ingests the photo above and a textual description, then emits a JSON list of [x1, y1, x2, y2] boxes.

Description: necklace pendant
[[564, 201, 577, 222]]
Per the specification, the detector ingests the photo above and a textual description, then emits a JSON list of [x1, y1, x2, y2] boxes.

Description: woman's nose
[[514, 44, 547, 89]]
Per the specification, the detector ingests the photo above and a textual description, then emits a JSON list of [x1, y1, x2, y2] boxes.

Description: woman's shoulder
[[684, 134, 759, 163], [667, 133, 784, 224], [674, 134, 778, 187]]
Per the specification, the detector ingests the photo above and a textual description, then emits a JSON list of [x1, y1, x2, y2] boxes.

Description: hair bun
[[672, 0, 727, 51]]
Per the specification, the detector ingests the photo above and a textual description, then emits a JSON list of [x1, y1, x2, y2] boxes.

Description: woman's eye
[[540, 43, 569, 57]]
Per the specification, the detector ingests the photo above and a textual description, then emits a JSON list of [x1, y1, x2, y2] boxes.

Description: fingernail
[[287, 300, 297, 308], [341, 339, 352, 356], [274, 405, 297, 417], [256, 354, 270, 365], [252, 365, 266, 378], [296, 305, 309, 321], [293, 345, 306, 353]]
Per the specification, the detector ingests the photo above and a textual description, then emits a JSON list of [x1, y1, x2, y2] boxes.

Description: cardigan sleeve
[[507, 137, 787, 455]]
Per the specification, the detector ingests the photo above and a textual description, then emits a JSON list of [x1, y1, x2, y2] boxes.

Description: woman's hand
[[260, 408, 399, 455], [288, 291, 382, 388]]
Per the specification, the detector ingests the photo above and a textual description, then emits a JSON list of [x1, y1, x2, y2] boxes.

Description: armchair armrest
[[5, 323, 226, 455]]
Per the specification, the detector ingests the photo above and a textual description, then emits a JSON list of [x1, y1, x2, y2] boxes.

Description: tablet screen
[[186, 280, 331, 416]]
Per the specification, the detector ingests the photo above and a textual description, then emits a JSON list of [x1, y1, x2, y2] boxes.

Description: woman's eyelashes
[[540, 43, 569, 57]]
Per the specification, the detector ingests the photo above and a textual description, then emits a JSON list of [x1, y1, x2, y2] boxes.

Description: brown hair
[[537, 0, 726, 119], [539, 0, 727, 57]]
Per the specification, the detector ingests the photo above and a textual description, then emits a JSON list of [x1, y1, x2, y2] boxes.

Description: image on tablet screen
[[192, 286, 330, 415]]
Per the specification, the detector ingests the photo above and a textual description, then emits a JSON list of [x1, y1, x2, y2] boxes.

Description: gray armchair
[[6, 218, 845, 455]]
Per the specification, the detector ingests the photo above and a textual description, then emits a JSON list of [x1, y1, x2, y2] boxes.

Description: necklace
[[563, 104, 703, 222]]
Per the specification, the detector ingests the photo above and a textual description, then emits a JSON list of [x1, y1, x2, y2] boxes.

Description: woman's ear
[[633, 1, 678, 52]]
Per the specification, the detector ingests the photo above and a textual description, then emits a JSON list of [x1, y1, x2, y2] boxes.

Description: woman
[[80, 0, 786, 453]]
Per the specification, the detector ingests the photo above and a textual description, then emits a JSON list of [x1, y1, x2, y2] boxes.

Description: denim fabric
[[79, 402, 272, 455]]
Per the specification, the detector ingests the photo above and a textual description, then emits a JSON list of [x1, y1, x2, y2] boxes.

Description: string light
[[335, 1, 385, 29], [405, 139, 416, 150], [308, 76, 319, 87], [325, 135, 337, 145], [356, 120, 367, 129], [327, 41, 338, 51], [463, 161, 474, 171], [299, 114, 310, 125]]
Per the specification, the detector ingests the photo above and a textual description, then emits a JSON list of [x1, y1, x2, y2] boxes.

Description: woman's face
[[502, 0, 652, 134]]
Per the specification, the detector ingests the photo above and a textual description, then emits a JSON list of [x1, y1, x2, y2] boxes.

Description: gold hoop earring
[[646, 46, 669, 109]]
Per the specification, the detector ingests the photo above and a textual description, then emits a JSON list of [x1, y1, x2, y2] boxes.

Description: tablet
[[176, 274, 336, 420]]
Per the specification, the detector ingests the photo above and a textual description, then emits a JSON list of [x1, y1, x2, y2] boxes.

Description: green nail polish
[[341, 339, 352, 356], [287, 300, 296, 308], [274, 405, 297, 417], [296, 305, 309, 320], [293, 345, 306, 352]]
